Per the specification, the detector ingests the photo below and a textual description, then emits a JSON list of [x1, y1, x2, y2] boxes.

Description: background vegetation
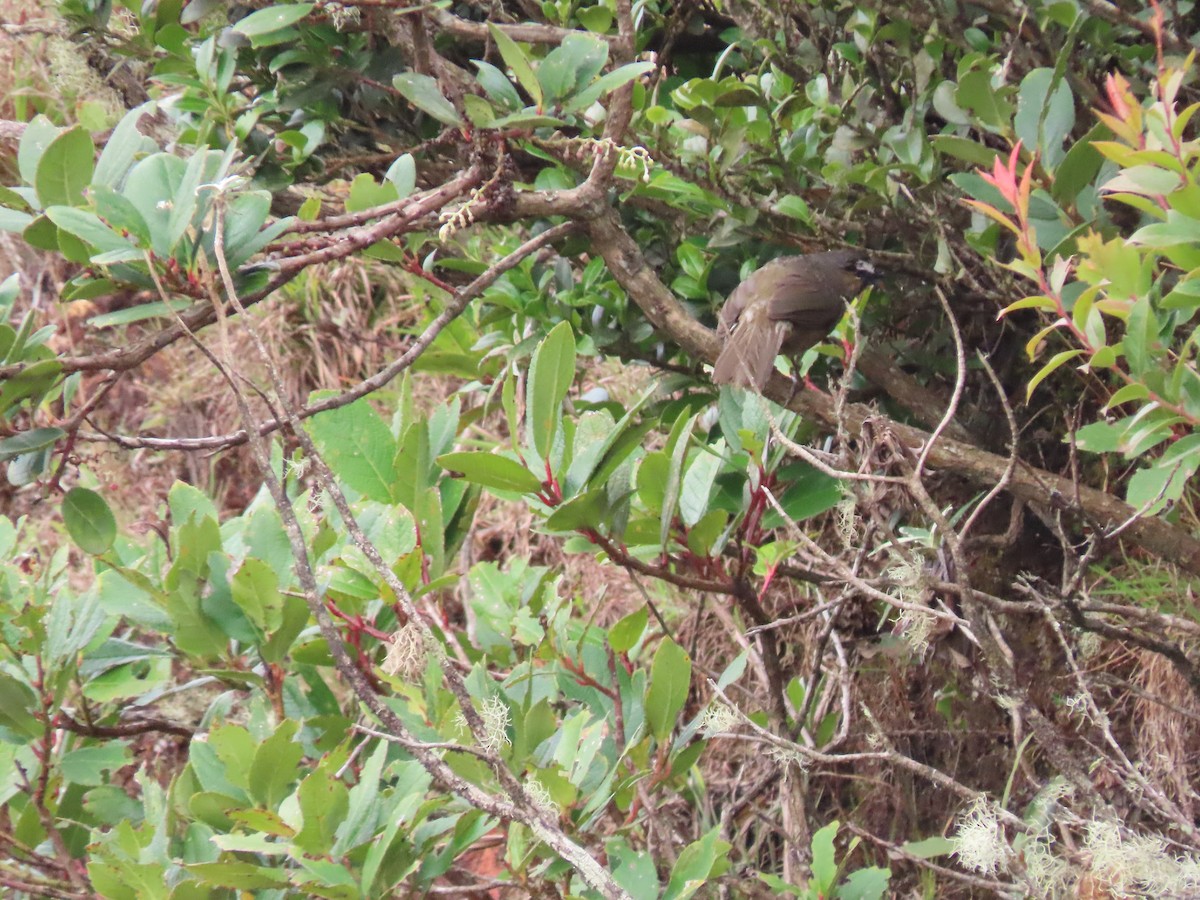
[[1, 0, 1199, 896]]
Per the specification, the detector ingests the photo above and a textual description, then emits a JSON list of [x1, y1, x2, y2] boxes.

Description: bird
[[711, 249, 880, 392]]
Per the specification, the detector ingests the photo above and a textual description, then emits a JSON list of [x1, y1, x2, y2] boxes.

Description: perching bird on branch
[[711, 249, 880, 392]]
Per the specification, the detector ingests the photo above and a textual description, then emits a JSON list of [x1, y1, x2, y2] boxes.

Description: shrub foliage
[[1, 1, 1199, 897]]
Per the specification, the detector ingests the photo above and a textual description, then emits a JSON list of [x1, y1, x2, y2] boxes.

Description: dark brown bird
[[711, 249, 879, 391]]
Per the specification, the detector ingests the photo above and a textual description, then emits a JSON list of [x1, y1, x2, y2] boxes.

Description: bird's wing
[[718, 279, 750, 336], [766, 264, 855, 330], [712, 304, 788, 390]]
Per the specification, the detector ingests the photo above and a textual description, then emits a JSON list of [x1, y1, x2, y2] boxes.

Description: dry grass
[[1134, 650, 1200, 819]]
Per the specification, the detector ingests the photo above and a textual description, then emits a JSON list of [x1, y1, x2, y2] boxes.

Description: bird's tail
[[711, 317, 787, 391]]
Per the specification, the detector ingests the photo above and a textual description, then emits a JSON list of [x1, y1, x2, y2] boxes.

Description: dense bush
[[0, 1, 1198, 897]]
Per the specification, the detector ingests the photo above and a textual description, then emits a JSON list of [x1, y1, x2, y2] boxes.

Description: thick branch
[[426, 8, 618, 45]]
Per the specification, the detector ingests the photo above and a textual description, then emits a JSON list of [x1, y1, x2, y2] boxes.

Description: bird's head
[[847, 255, 882, 286]]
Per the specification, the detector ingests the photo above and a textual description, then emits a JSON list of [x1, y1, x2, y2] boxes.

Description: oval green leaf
[[0, 427, 65, 462], [392, 73, 464, 127], [437, 451, 543, 494], [645, 638, 691, 742], [63, 486, 118, 555], [488, 24, 542, 110], [232, 3, 314, 37], [0, 359, 63, 416], [35, 127, 95, 208], [526, 321, 577, 461]]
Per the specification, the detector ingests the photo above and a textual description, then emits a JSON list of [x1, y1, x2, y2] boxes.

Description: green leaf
[[21, 214, 61, 252], [35, 127, 95, 208], [589, 416, 655, 491], [385, 153, 417, 198], [7, 447, 53, 486], [538, 33, 607, 107], [955, 69, 1013, 132], [1015, 68, 1074, 168], [931, 135, 1000, 167], [1026, 349, 1084, 400], [334, 739, 387, 853], [93, 186, 151, 245], [0, 671, 41, 740], [186, 862, 289, 889], [0, 427, 64, 462], [838, 867, 892, 900], [0, 207, 33, 233], [463, 95, 496, 128], [543, 487, 607, 531], [563, 61, 655, 112], [0, 185, 30, 212], [95, 101, 157, 188], [526, 321, 576, 461], [61, 743, 132, 786], [1161, 275, 1200, 311], [1130, 210, 1200, 248], [1127, 452, 1198, 514], [636, 450, 669, 515], [1102, 165, 1182, 197], [474, 61, 523, 111], [232, 3, 314, 37], [488, 24, 543, 110], [345, 173, 398, 212], [609, 607, 648, 653], [660, 411, 697, 551], [1123, 296, 1156, 376], [610, 845, 659, 900], [578, 5, 613, 33], [123, 152, 187, 257], [764, 464, 843, 528], [437, 451, 543, 494], [679, 442, 722, 527], [810, 820, 840, 893], [63, 487, 118, 555], [18, 115, 62, 188], [1103, 384, 1149, 411], [45, 206, 137, 256], [392, 73, 464, 127], [231, 558, 283, 632], [686, 508, 726, 557], [774, 194, 812, 222], [490, 112, 567, 129], [932, 81, 972, 127], [248, 720, 302, 808], [899, 835, 956, 858], [645, 638, 691, 742], [308, 396, 399, 503], [663, 827, 730, 900], [88, 299, 192, 329], [215, 191, 279, 268], [0, 359, 62, 415], [1051, 123, 1108, 204], [166, 146, 214, 253], [295, 765, 350, 855]]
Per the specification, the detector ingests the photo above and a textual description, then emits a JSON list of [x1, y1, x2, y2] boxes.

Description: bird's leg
[[785, 371, 802, 406], [783, 361, 825, 405]]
